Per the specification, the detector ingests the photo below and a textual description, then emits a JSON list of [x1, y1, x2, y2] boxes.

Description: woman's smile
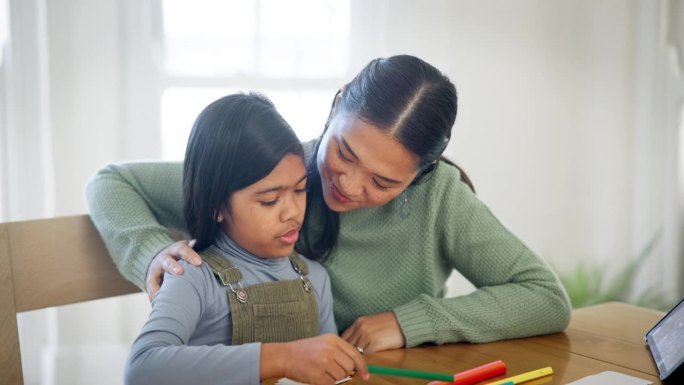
[[330, 180, 353, 204]]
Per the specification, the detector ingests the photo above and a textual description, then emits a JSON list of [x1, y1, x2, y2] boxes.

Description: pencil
[[484, 367, 553, 385], [368, 365, 455, 381]]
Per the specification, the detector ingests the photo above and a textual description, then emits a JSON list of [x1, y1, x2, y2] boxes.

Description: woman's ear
[[325, 84, 348, 130], [333, 84, 348, 110], [336, 84, 347, 104]]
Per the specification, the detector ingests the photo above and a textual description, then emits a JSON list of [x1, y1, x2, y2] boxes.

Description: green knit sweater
[[86, 141, 571, 347]]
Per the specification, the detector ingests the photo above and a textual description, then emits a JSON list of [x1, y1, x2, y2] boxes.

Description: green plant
[[557, 232, 674, 311]]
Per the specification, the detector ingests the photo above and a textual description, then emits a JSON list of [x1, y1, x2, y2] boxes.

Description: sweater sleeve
[[125, 262, 261, 385], [85, 161, 186, 290], [393, 165, 572, 347]]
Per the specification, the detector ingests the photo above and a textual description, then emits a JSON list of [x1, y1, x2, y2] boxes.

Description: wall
[[381, 0, 637, 273], [353, 0, 683, 299]]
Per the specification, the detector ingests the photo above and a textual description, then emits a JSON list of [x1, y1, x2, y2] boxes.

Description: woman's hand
[[146, 240, 202, 300], [341, 312, 406, 354], [261, 334, 369, 385]]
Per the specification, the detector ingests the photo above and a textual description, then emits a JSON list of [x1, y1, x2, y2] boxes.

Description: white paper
[[275, 376, 352, 385], [566, 371, 652, 385]]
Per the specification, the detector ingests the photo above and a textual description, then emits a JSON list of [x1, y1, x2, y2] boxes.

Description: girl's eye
[[373, 179, 390, 191], [295, 187, 308, 194], [337, 145, 352, 163], [260, 199, 279, 207]]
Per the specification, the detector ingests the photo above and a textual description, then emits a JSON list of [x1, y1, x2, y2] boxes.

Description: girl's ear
[[215, 203, 228, 223]]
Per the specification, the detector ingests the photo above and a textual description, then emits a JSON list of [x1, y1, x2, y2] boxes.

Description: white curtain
[[3, 0, 158, 384]]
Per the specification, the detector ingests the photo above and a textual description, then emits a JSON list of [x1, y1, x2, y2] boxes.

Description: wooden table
[[271, 302, 665, 385]]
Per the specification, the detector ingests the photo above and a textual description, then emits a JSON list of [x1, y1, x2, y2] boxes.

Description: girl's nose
[[280, 192, 303, 221]]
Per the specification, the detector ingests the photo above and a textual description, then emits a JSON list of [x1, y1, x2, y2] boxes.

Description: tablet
[[645, 297, 684, 380]]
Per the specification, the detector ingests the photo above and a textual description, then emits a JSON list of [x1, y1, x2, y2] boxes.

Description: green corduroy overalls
[[201, 247, 320, 344]]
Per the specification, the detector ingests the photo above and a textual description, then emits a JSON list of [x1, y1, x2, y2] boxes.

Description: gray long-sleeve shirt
[[125, 232, 336, 385]]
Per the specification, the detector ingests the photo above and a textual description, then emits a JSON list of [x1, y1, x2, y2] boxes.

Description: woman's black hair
[[297, 55, 458, 261], [183, 92, 303, 251]]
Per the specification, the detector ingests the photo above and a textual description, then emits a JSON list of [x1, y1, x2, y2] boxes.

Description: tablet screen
[[645, 297, 684, 380]]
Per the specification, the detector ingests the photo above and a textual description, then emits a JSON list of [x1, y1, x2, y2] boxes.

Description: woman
[[87, 55, 571, 355]]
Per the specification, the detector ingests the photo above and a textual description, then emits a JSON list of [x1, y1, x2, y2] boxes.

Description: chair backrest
[[0, 215, 139, 385]]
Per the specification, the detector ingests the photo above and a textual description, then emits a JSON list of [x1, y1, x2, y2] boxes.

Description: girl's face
[[220, 154, 307, 258], [316, 114, 420, 212]]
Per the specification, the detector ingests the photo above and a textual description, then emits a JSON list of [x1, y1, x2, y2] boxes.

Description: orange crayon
[[428, 360, 507, 385]]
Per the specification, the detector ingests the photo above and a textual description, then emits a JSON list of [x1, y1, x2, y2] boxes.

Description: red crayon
[[428, 360, 507, 385]]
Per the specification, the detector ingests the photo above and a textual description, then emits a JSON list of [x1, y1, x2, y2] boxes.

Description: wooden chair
[[0, 215, 139, 385]]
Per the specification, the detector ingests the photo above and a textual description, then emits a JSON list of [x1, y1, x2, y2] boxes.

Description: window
[[159, 0, 350, 160]]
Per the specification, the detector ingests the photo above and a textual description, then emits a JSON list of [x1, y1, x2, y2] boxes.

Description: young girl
[[124, 93, 367, 385]]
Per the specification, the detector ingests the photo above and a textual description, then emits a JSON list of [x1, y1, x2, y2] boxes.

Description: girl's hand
[[262, 334, 369, 385], [341, 312, 406, 353], [146, 240, 202, 300]]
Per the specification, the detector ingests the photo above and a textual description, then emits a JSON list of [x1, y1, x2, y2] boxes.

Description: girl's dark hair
[[298, 55, 458, 261], [183, 93, 303, 251]]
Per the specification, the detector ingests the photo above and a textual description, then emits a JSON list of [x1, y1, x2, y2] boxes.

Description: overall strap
[[201, 247, 242, 285], [289, 252, 313, 292], [288, 252, 310, 275]]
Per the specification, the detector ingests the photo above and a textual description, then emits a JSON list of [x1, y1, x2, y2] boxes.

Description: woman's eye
[[295, 187, 308, 194], [337, 146, 352, 163], [260, 199, 279, 207], [373, 179, 390, 191]]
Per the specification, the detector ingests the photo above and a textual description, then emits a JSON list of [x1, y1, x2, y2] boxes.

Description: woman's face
[[316, 114, 420, 212], [220, 153, 307, 258]]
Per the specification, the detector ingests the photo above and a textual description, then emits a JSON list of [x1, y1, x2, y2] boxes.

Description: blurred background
[[1, 0, 683, 384]]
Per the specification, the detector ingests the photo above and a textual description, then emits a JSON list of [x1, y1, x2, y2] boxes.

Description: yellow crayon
[[485, 367, 553, 385]]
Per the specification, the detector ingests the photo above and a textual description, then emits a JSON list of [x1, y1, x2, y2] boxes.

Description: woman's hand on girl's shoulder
[[146, 239, 202, 301], [341, 312, 406, 354]]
